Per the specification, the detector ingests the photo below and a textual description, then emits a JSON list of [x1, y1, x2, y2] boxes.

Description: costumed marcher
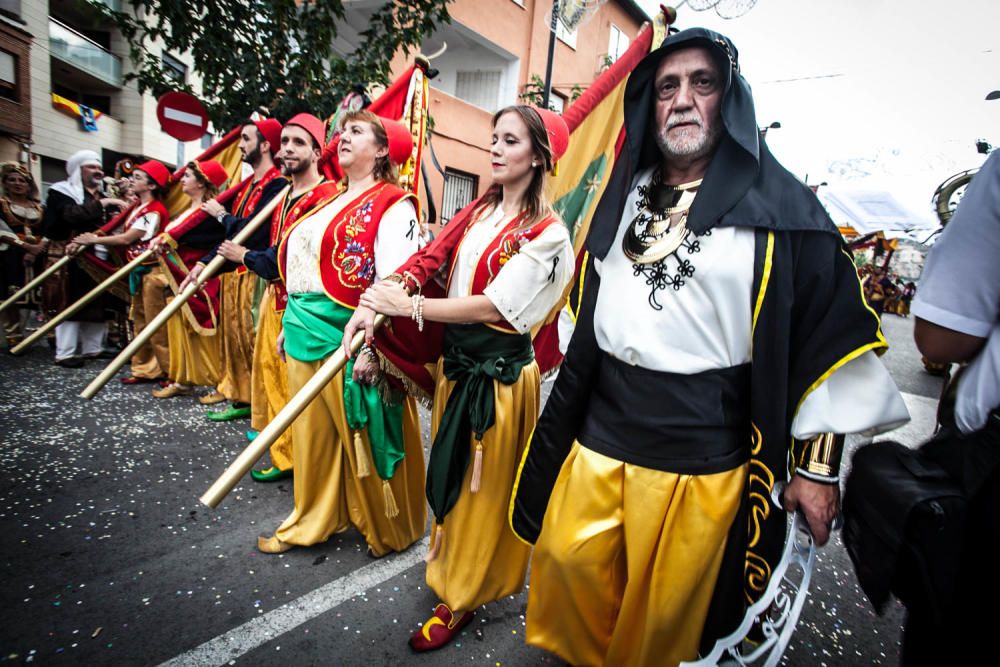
[[43, 151, 126, 367], [181, 118, 287, 421], [347, 105, 574, 650], [254, 111, 426, 556], [507, 29, 911, 666], [905, 149, 1000, 665], [0, 163, 45, 348], [217, 113, 340, 481], [150, 159, 230, 398], [71, 160, 171, 383]]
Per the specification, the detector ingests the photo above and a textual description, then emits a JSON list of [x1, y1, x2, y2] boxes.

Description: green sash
[[427, 323, 534, 524], [129, 264, 152, 295], [283, 292, 404, 481]]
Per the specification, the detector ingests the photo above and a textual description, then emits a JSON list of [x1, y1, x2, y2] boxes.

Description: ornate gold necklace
[[622, 174, 701, 265]]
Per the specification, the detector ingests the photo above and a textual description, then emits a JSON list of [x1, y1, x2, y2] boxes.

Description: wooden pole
[[11, 249, 154, 354], [80, 185, 289, 399], [199, 316, 384, 508], [0, 254, 72, 317]]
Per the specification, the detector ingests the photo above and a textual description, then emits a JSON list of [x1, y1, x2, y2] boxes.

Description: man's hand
[[201, 199, 226, 219], [65, 242, 83, 255], [179, 263, 206, 292], [342, 305, 378, 358], [218, 240, 247, 264], [100, 197, 127, 209], [782, 475, 840, 546]]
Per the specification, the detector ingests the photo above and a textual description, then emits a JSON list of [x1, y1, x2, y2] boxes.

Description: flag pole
[[11, 249, 155, 354], [199, 315, 385, 508]]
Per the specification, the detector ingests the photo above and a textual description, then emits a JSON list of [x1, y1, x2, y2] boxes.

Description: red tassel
[[470, 442, 483, 493], [426, 525, 443, 562]]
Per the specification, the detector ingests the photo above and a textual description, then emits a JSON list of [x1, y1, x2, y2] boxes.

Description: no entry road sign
[[157, 92, 209, 142]]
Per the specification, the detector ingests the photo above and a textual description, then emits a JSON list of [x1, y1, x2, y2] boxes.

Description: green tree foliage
[[92, 0, 452, 129]]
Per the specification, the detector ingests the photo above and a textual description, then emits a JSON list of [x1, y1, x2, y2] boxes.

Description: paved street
[[1, 313, 942, 666]]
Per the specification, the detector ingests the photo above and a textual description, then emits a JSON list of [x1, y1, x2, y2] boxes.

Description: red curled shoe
[[408, 603, 474, 652]]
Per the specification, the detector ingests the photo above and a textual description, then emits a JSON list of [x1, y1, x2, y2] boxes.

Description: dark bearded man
[[510, 28, 910, 666]]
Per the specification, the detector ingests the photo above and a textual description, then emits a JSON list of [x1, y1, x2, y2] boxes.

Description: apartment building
[[0, 0, 206, 195]]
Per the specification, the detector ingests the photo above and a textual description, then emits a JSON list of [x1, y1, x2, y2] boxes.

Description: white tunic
[[447, 205, 575, 335], [594, 166, 908, 439], [284, 193, 419, 295]]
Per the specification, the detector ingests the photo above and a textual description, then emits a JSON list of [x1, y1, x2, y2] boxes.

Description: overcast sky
[[634, 0, 1000, 221]]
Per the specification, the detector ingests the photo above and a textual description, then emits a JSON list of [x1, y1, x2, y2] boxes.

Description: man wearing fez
[[216, 114, 339, 483], [510, 28, 909, 665], [183, 118, 288, 424]]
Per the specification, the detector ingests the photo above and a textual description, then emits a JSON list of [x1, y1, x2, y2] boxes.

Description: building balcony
[[48, 17, 122, 88]]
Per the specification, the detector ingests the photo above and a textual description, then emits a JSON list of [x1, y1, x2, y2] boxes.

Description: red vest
[[232, 167, 282, 218], [124, 199, 169, 263], [269, 180, 341, 311], [446, 209, 560, 333], [278, 182, 415, 308]]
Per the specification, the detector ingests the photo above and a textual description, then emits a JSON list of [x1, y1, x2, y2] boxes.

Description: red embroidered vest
[[124, 199, 168, 263], [232, 167, 281, 218], [447, 209, 560, 333], [269, 181, 341, 311], [277, 182, 415, 308]]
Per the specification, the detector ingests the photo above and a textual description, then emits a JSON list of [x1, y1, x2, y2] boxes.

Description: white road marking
[[164, 107, 204, 126], [158, 536, 429, 667]]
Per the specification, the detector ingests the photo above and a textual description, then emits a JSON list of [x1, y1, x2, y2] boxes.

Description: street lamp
[[986, 90, 1000, 101], [759, 121, 781, 137]]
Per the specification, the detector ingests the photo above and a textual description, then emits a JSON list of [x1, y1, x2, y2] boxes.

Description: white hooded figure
[[43, 150, 109, 365]]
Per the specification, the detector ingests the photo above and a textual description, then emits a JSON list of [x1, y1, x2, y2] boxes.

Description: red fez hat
[[285, 113, 326, 150], [378, 117, 414, 166], [196, 159, 229, 188], [530, 107, 570, 164], [253, 118, 283, 155], [136, 159, 170, 188]]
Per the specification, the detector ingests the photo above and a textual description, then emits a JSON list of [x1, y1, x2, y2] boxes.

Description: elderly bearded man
[[510, 27, 910, 667]]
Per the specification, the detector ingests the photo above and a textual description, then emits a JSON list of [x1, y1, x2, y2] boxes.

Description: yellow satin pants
[[129, 265, 170, 379], [166, 298, 220, 387], [274, 356, 426, 555], [425, 357, 540, 612], [527, 443, 747, 667], [250, 287, 293, 471], [215, 271, 256, 404]]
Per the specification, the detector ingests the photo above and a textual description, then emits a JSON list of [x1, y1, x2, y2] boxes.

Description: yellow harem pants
[[526, 442, 747, 667], [129, 265, 170, 379], [425, 357, 540, 612], [250, 286, 292, 471], [215, 270, 256, 404], [274, 355, 426, 555], [166, 300, 221, 387]]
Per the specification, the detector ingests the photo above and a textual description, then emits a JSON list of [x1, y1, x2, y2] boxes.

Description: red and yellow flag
[[533, 19, 658, 375]]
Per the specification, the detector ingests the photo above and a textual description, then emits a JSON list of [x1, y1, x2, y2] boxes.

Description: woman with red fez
[[71, 160, 171, 382], [346, 106, 574, 650], [255, 111, 426, 557], [152, 159, 230, 399], [217, 112, 341, 482]]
